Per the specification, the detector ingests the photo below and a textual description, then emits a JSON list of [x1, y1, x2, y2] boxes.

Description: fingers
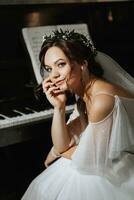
[[42, 76, 69, 94], [44, 161, 48, 168], [42, 77, 53, 93], [46, 86, 60, 96], [44, 157, 50, 168], [68, 137, 75, 147], [43, 80, 64, 98]]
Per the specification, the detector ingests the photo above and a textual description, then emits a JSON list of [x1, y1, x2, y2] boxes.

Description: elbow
[[54, 143, 71, 154]]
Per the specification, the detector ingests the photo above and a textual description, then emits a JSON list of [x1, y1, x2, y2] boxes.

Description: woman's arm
[[51, 100, 88, 153], [42, 77, 73, 153], [44, 118, 80, 167], [51, 106, 71, 153], [44, 113, 84, 167], [42, 76, 86, 165]]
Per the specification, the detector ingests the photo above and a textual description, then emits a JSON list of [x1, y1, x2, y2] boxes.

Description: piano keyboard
[[0, 105, 74, 130]]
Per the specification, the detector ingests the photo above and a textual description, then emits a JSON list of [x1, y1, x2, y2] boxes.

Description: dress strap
[[91, 91, 115, 101]]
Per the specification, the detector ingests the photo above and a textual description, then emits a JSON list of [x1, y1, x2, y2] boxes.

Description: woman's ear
[[83, 60, 88, 67], [81, 60, 90, 85], [81, 60, 88, 71]]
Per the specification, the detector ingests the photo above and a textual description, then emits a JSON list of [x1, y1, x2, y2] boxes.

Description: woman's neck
[[72, 74, 98, 100], [83, 75, 98, 102]]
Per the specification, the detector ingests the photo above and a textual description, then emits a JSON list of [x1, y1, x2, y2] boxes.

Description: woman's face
[[44, 46, 82, 92]]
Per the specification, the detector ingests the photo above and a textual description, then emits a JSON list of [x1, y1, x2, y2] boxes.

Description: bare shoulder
[[88, 78, 133, 123], [89, 94, 115, 123], [93, 79, 134, 98]]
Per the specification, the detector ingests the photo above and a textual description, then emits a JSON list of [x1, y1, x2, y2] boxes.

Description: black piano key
[[0, 115, 5, 120], [14, 107, 35, 114], [1, 110, 22, 118]]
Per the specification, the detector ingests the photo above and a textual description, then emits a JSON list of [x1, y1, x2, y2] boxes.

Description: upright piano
[[0, 0, 134, 146]]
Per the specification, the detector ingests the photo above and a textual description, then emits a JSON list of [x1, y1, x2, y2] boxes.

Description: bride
[[22, 29, 134, 200]]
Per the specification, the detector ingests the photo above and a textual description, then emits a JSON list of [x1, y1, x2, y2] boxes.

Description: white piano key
[[0, 105, 74, 129]]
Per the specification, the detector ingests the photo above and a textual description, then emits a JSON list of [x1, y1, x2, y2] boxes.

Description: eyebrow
[[54, 58, 65, 65], [44, 59, 65, 68]]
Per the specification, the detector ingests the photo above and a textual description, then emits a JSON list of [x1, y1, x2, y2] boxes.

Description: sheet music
[[22, 24, 90, 84], [22, 25, 57, 84]]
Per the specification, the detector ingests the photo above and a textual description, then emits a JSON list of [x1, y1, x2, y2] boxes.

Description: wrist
[[54, 104, 66, 111]]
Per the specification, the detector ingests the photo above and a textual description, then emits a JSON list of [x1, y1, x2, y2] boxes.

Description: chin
[[59, 82, 68, 91], [60, 86, 68, 92]]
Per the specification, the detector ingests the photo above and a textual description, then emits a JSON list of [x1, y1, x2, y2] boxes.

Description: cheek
[[60, 67, 71, 78], [67, 70, 81, 86]]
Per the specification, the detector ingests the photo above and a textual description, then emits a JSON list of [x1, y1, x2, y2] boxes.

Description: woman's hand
[[44, 145, 77, 168], [61, 145, 77, 159], [44, 148, 59, 168], [42, 77, 67, 109]]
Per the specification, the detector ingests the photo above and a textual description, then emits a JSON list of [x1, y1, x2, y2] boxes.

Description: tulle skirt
[[21, 157, 134, 200]]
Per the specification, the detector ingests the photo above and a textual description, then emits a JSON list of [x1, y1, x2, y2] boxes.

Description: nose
[[50, 68, 60, 79]]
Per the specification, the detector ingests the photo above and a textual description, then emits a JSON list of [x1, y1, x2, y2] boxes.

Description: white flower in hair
[[41, 29, 97, 58]]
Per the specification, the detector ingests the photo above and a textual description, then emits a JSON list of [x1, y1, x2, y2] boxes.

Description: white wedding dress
[[21, 23, 134, 199], [21, 92, 134, 200]]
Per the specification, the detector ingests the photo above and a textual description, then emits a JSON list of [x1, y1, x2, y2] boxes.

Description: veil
[[58, 23, 134, 95], [95, 51, 134, 94]]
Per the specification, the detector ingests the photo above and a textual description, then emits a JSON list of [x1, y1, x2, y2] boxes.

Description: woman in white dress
[[22, 30, 134, 200]]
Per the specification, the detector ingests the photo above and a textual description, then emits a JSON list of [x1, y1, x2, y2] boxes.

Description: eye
[[58, 62, 66, 68], [44, 66, 52, 72]]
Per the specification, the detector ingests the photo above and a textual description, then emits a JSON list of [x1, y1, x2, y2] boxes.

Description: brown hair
[[39, 38, 104, 78]]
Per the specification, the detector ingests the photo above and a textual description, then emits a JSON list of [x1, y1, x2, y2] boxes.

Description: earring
[[81, 62, 90, 88], [81, 68, 85, 87], [81, 66, 84, 71]]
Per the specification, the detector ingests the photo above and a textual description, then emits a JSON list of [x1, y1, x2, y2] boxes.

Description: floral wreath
[[42, 29, 97, 56]]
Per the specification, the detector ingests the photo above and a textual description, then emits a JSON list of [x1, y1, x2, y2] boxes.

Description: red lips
[[55, 79, 65, 86]]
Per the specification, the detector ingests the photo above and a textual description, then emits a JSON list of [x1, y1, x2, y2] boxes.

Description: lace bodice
[[69, 95, 134, 185]]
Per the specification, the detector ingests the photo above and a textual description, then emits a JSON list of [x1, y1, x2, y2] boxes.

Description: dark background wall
[[0, 2, 133, 76]]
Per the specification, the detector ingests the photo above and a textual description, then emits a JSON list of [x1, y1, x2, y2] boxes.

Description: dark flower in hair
[[39, 29, 103, 79], [40, 29, 97, 61]]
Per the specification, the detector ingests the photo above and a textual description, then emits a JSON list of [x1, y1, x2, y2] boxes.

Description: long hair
[[35, 31, 104, 122], [39, 35, 104, 78]]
